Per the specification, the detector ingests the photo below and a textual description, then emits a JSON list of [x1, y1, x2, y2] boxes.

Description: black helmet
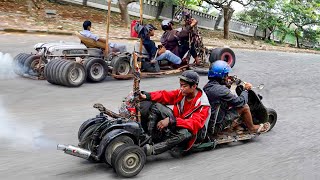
[[134, 23, 157, 38], [179, 70, 199, 84], [161, 20, 173, 31]]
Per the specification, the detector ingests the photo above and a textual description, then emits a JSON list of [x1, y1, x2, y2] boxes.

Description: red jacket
[[150, 89, 211, 149]]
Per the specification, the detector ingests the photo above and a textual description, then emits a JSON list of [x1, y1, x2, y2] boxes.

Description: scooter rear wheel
[[111, 144, 146, 178], [104, 135, 134, 165], [267, 108, 277, 131]]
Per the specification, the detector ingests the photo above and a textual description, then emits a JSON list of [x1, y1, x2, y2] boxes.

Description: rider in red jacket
[[140, 70, 211, 155]]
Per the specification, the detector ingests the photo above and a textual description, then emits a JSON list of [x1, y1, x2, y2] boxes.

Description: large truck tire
[[84, 57, 108, 82], [209, 48, 236, 68], [13, 53, 33, 76], [45, 59, 86, 87], [60, 60, 86, 87], [112, 56, 132, 77]]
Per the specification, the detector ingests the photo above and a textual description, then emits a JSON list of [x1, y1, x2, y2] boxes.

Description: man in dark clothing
[[203, 60, 270, 134], [160, 14, 200, 65], [136, 24, 182, 72]]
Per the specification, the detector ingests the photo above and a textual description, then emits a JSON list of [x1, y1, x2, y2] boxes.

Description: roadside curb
[[1, 28, 319, 55]]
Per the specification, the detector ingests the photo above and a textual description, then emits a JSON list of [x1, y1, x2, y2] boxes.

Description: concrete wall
[[62, 0, 258, 36]]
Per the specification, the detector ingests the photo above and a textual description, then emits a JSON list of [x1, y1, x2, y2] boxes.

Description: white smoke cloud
[[0, 52, 17, 80], [0, 98, 56, 151]]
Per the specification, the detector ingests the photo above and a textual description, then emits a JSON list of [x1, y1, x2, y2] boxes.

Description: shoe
[[143, 144, 154, 156]]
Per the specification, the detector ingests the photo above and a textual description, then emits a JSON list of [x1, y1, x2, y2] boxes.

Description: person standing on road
[[139, 70, 211, 155]]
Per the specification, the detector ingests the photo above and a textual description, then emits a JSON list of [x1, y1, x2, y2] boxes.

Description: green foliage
[[303, 28, 320, 44], [282, 0, 320, 47]]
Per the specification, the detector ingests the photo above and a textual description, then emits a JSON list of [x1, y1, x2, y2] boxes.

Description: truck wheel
[[55, 60, 70, 85], [44, 59, 59, 84], [84, 57, 108, 82], [104, 135, 134, 165], [111, 144, 146, 178], [23, 55, 44, 76], [112, 57, 132, 76], [13, 53, 33, 75], [60, 61, 86, 87], [209, 48, 236, 68], [267, 108, 277, 131]]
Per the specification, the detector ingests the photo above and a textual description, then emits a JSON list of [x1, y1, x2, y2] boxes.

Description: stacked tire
[[44, 59, 86, 87], [13, 53, 33, 76]]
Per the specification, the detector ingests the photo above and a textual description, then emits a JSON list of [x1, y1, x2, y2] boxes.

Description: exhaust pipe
[[57, 144, 98, 161]]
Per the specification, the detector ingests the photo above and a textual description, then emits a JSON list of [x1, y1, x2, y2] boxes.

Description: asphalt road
[[0, 32, 319, 180]]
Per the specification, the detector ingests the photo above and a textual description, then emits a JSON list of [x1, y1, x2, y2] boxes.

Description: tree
[[118, 0, 137, 28], [202, 0, 260, 39], [236, 0, 286, 40], [282, 0, 320, 48]]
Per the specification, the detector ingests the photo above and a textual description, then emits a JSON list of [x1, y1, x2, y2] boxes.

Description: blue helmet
[[208, 60, 231, 78]]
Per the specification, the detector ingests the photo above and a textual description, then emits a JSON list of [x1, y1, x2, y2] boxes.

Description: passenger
[[160, 12, 200, 65], [142, 24, 182, 65], [80, 20, 126, 53], [203, 60, 270, 134], [140, 70, 211, 155]]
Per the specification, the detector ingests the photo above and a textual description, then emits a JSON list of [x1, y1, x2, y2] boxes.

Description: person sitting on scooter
[[80, 20, 126, 53], [160, 13, 200, 65], [139, 70, 211, 155], [203, 60, 271, 135], [141, 24, 182, 66]]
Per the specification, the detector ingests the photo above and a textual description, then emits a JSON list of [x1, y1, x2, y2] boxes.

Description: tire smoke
[[0, 52, 16, 80], [0, 98, 56, 151]]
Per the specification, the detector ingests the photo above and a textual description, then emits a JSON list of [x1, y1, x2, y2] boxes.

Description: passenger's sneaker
[[143, 144, 154, 156]]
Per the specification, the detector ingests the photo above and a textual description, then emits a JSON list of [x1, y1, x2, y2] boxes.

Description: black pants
[[140, 101, 192, 155]]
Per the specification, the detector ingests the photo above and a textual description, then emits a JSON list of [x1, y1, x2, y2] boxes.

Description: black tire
[[52, 59, 67, 84], [78, 124, 100, 150], [60, 61, 86, 87], [13, 53, 33, 75], [112, 56, 132, 76], [111, 144, 146, 178], [55, 59, 69, 85], [104, 135, 134, 165], [23, 55, 43, 76], [78, 124, 101, 163], [267, 108, 277, 131], [57, 60, 71, 86], [209, 48, 236, 68], [84, 57, 108, 82], [44, 59, 60, 85]]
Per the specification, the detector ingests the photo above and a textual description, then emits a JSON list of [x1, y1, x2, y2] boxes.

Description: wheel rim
[[90, 62, 104, 79], [30, 59, 40, 74], [69, 67, 84, 83], [221, 52, 233, 66], [117, 61, 130, 75], [120, 152, 141, 174]]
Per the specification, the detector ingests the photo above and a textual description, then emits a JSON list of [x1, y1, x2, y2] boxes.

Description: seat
[[74, 31, 106, 49]]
